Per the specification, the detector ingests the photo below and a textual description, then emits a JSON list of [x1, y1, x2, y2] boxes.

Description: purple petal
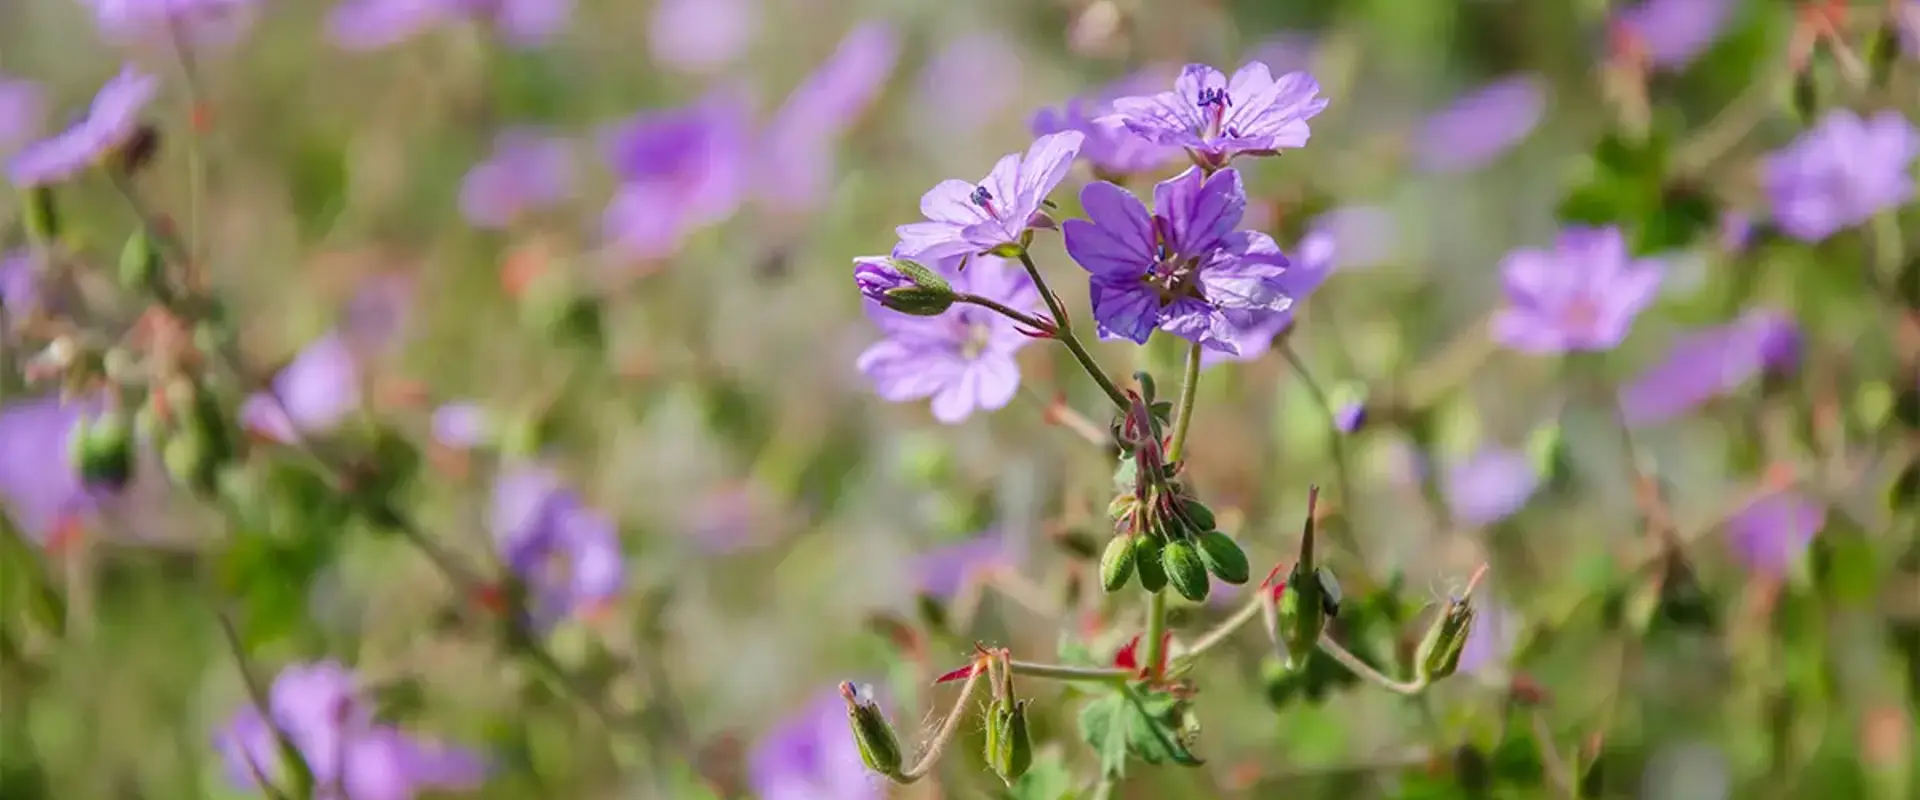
[[1726, 491, 1824, 576], [1153, 166, 1246, 257], [1088, 278, 1160, 344], [1443, 447, 1540, 527], [1063, 182, 1155, 278], [1411, 74, 1545, 174], [8, 66, 158, 187], [1613, 0, 1736, 71], [647, 0, 757, 72]]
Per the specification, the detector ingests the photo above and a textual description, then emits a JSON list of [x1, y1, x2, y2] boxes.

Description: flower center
[[1559, 296, 1602, 337], [969, 185, 999, 219], [957, 318, 993, 359], [1142, 215, 1205, 306], [1196, 87, 1234, 139]]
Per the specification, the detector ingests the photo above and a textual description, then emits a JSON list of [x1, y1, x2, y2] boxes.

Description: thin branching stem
[[892, 663, 985, 783], [1015, 250, 1129, 410]]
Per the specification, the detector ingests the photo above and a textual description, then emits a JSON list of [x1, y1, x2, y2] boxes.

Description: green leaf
[[1076, 693, 1133, 779], [1076, 685, 1204, 779], [1001, 750, 1078, 800]]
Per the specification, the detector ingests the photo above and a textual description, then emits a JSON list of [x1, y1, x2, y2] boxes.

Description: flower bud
[[852, 257, 955, 317], [163, 427, 220, 498], [839, 681, 902, 778], [69, 409, 135, 490], [1100, 534, 1136, 593], [1162, 539, 1210, 602], [1415, 596, 1475, 682], [118, 229, 163, 293], [1178, 496, 1216, 532], [22, 186, 59, 245], [1194, 530, 1249, 585], [1133, 533, 1168, 593], [984, 698, 1033, 785]]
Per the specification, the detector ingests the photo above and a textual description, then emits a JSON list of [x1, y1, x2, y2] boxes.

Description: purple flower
[[1726, 491, 1825, 576], [856, 252, 1036, 423], [851, 258, 914, 302], [78, 0, 259, 46], [0, 395, 110, 546], [1333, 401, 1366, 433], [1410, 74, 1545, 174], [1455, 601, 1519, 676], [1763, 109, 1920, 243], [1204, 225, 1336, 366], [647, 0, 757, 74], [749, 688, 884, 800], [1442, 447, 1541, 527], [0, 251, 41, 316], [214, 661, 488, 800], [328, 0, 568, 51], [1031, 69, 1183, 177], [757, 22, 901, 213], [915, 32, 1022, 137], [1250, 32, 1319, 77], [894, 130, 1084, 260], [8, 67, 158, 188], [602, 90, 751, 259], [240, 332, 364, 443], [916, 532, 1009, 599], [1103, 62, 1327, 167], [430, 402, 491, 449], [1493, 226, 1662, 354], [0, 77, 45, 157], [1618, 310, 1799, 428], [491, 462, 624, 625], [1064, 166, 1293, 353], [459, 129, 573, 230], [1611, 0, 1736, 71]]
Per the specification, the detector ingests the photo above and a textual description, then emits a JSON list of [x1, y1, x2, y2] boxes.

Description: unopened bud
[[1133, 533, 1168, 593], [852, 257, 955, 316], [1162, 539, 1210, 602], [839, 682, 903, 778], [163, 427, 220, 497], [1100, 534, 1136, 593], [1195, 530, 1249, 585], [22, 186, 59, 245], [118, 229, 163, 292], [984, 698, 1033, 785], [1178, 496, 1216, 532], [1415, 596, 1475, 682], [69, 409, 135, 490]]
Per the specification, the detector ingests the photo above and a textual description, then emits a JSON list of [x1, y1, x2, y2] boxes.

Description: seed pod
[[1194, 530, 1249, 585], [1179, 496, 1216, 532], [1134, 533, 1168, 593], [1415, 596, 1475, 682], [1162, 539, 1210, 602], [1100, 534, 1136, 593], [839, 682, 902, 778], [118, 230, 162, 292], [985, 698, 1033, 785]]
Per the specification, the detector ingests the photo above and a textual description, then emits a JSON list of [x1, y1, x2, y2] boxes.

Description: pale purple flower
[[1103, 62, 1327, 167], [1333, 402, 1366, 433], [0, 251, 40, 317], [915, 32, 1022, 136], [8, 67, 158, 188], [79, 0, 259, 45], [0, 77, 45, 157], [851, 257, 915, 303], [1612, 0, 1736, 71], [491, 462, 625, 626], [756, 22, 901, 212], [1442, 447, 1541, 527], [1308, 205, 1398, 270], [431, 402, 491, 449], [1410, 74, 1545, 174], [1455, 601, 1519, 676], [1493, 226, 1663, 354], [1031, 69, 1182, 176], [647, 0, 757, 74], [328, 0, 569, 51], [240, 332, 364, 443], [0, 395, 109, 545], [749, 689, 884, 800], [1726, 491, 1825, 576], [916, 532, 1009, 599], [1618, 310, 1800, 428], [459, 129, 573, 230], [1064, 166, 1293, 353], [894, 130, 1084, 260], [602, 90, 751, 259], [856, 252, 1037, 424], [1204, 225, 1335, 366], [1762, 109, 1920, 243], [214, 661, 488, 800]]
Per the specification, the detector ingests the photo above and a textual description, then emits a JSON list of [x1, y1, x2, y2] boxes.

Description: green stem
[[1316, 634, 1426, 695], [1007, 660, 1133, 684], [212, 604, 312, 800], [957, 293, 1054, 335], [892, 663, 985, 783], [1166, 341, 1203, 463], [1015, 250, 1128, 410], [1141, 590, 1169, 680], [1280, 343, 1364, 562], [1170, 595, 1264, 670]]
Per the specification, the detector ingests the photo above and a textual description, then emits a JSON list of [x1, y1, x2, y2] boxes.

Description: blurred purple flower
[[856, 252, 1036, 423], [1611, 0, 1735, 71], [1031, 69, 1183, 177], [8, 66, 158, 188], [647, 0, 757, 74], [1902, 2, 1920, 58], [1618, 310, 1799, 428], [602, 90, 751, 259], [1333, 402, 1367, 433], [1493, 226, 1662, 354], [1308, 205, 1398, 270], [1726, 491, 1825, 576], [240, 332, 363, 443], [1410, 74, 1545, 174], [1763, 109, 1920, 243], [1065, 166, 1292, 353], [756, 22, 901, 212], [1719, 210, 1755, 254], [1104, 62, 1327, 168], [895, 130, 1083, 260], [0, 77, 45, 157], [916, 32, 1022, 136], [491, 462, 626, 626], [1204, 225, 1336, 366], [1442, 447, 1541, 527], [214, 661, 488, 800], [1455, 601, 1519, 676], [459, 129, 573, 230], [1250, 31, 1319, 77], [916, 532, 1008, 599], [431, 402, 490, 449], [0, 395, 110, 546], [79, 0, 259, 45], [749, 688, 884, 800], [328, 0, 568, 51], [0, 251, 40, 316]]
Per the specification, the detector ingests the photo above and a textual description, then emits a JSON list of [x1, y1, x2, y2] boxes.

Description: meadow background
[[2, 0, 1918, 798]]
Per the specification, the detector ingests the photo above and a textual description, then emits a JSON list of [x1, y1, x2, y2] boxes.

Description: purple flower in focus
[[8, 67, 158, 188], [603, 90, 751, 259], [1204, 225, 1336, 366], [1493, 226, 1662, 354], [648, 0, 757, 74], [1611, 0, 1735, 71], [916, 532, 1008, 599], [1103, 62, 1327, 167], [1064, 166, 1293, 354], [1618, 310, 1799, 428], [856, 253, 1037, 423], [1726, 491, 1825, 576], [1031, 70, 1183, 177], [749, 689, 884, 800], [756, 22, 901, 213], [1442, 447, 1541, 527], [0, 395, 110, 546], [1763, 109, 1920, 243], [79, 0, 259, 45], [214, 661, 488, 800], [459, 130, 573, 230], [0, 77, 45, 157], [491, 463, 625, 626], [328, 0, 569, 51], [1410, 74, 1545, 174], [894, 130, 1084, 260]]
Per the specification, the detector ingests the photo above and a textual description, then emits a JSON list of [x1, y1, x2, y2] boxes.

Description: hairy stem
[[1316, 634, 1427, 696], [1166, 341, 1203, 464], [1008, 660, 1133, 684], [1015, 251, 1129, 410], [1141, 590, 1169, 680], [893, 663, 985, 783], [1172, 594, 1264, 669], [958, 293, 1055, 334]]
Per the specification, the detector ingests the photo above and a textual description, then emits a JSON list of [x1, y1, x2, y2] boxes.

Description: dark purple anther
[[968, 185, 997, 218], [1196, 87, 1232, 108]]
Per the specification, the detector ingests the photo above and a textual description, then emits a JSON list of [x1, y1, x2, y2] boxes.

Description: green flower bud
[[1100, 534, 1136, 593], [985, 698, 1033, 785], [118, 229, 163, 293], [1134, 533, 1168, 593], [1194, 530, 1249, 585], [839, 681, 903, 778], [163, 427, 220, 498], [69, 409, 135, 490], [1415, 596, 1475, 682], [22, 186, 59, 246], [1162, 539, 1210, 602], [1276, 567, 1326, 671], [1178, 496, 1216, 532], [855, 257, 957, 317]]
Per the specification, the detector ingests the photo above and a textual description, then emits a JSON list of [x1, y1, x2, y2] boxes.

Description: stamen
[[1195, 87, 1233, 140], [969, 185, 998, 217]]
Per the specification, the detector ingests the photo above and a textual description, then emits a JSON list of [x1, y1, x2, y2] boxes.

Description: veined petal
[[1154, 167, 1246, 257], [1088, 278, 1159, 344]]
